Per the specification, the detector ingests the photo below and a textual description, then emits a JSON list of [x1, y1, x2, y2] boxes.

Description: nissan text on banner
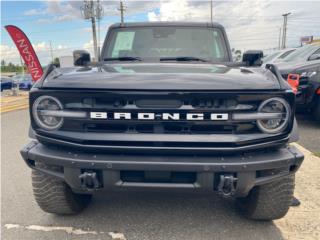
[[5, 25, 43, 81]]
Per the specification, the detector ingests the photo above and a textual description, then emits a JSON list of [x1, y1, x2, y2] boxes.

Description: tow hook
[[217, 174, 237, 197], [79, 172, 100, 190]]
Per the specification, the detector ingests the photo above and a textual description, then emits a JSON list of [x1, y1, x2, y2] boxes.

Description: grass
[[314, 152, 320, 158]]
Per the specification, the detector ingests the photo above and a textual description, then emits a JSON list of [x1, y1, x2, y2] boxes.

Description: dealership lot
[[1, 109, 319, 240], [0, 91, 29, 113]]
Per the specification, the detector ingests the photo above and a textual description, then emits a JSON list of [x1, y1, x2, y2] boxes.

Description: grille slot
[[65, 97, 256, 111], [135, 99, 182, 108], [85, 123, 127, 133], [191, 98, 237, 109], [70, 123, 255, 134]]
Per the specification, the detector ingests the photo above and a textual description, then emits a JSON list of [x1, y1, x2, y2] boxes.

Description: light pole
[[278, 27, 282, 50], [281, 12, 291, 49], [49, 41, 54, 62], [210, 0, 213, 23], [81, 0, 103, 61], [118, 1, 126, 25]]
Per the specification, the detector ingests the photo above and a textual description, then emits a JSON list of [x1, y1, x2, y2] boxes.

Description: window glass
[[278, 49, 295, 59], [112, 32, 135, 57], [105, 27, 229, 62], [262, 51, 280, 62], [283, 45, 320, 62]]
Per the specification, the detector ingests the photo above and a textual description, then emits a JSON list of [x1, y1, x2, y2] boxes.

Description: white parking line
[[108, 232, 127, 240], [4, 223, 99, 235]]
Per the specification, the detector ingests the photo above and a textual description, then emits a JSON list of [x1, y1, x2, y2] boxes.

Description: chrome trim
[[232, 112, 284, 120], [39, 110, 87, 118]]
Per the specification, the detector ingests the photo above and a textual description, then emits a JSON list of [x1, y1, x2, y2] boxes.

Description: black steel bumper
[[20, 141, 304, 196]]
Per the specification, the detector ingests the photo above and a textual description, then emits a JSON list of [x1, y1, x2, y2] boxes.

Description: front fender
[[289, 118, 299, 143]]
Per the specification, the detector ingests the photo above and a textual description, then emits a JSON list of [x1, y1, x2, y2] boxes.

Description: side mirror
[[242, 50, 264, 66], [308, 53, 320, 61], [73, 50, 91, 66]]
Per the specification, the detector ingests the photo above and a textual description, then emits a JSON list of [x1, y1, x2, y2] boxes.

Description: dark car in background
[[284, 61, 320, 120], [279, 43, 320, 64], [274, 44, 320, 120], [1, 77, 13, 91], [262, 48, 296, 64], [12, 74, 33, 90]]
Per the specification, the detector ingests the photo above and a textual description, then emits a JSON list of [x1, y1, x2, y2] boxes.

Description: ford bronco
[[21, 22, 304, 220]]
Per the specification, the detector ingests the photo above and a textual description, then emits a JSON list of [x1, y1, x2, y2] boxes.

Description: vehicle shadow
[[296, 112, 319, 126], [49, 191, 285, 240]]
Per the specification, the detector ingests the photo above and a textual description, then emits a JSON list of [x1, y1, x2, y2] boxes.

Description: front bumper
[[21, 141, 304, 196]]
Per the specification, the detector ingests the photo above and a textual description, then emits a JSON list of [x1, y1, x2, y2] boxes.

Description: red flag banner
[[5, 25, 43, 81]]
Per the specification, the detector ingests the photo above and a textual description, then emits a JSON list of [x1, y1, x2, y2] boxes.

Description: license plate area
[[120, 170, 196, 184]]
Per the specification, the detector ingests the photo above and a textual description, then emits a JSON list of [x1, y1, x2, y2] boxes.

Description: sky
[[1, 0, 320, 65]]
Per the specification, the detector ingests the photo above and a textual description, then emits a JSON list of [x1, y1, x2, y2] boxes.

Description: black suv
[[275, 46, 320, 120], [21, 22, 304, 220]]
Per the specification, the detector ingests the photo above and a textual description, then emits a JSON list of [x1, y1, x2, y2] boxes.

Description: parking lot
[[1, 109, 319, 240]]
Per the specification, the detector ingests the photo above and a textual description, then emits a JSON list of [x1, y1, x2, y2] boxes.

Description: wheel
[[312, 97, 320, 121], [236, 175, 295, 220], [31, 164, 92, 215]]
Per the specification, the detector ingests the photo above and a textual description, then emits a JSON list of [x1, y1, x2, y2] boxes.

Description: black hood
[[41, 63, 280, 91]]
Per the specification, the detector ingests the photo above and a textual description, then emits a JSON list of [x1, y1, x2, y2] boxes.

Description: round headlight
[[257, 97, 290, 134], [32, 96, 63, 131]]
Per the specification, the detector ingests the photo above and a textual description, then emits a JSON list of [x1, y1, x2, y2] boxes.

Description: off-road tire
[[31, 164, 92, 215], [237, 175, 295, 220], [312, 97, 320, 121]]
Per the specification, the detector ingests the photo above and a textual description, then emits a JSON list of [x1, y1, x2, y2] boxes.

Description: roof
[[108, 21, 225, 29]]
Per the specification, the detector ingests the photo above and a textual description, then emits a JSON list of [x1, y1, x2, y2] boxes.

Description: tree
[[51, 57, 60, 67], [231, 49, 242, 62], [234, 50, 242, 62], [1, 61, 24, 73]]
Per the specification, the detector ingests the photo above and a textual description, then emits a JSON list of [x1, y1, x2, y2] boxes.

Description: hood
[[41, 63, 280, 91]]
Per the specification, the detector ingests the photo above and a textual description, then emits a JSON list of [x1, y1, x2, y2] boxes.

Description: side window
[[111, 32, 135, 57], [279, 49, 294, 59], [212, 30, 225, 59], [309, 48, 320, 61]]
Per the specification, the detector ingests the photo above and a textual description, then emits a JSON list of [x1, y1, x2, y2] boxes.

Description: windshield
[[262, 51, 280, 63], [104, 27, 229, 62], [278, 49, 295, 59], [282, 45, 320, 62]]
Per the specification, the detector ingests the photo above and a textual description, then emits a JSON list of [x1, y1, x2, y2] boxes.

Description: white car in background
[[262, 48, 296, 64]]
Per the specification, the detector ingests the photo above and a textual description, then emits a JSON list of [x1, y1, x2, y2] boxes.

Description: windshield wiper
[[160, 56, 208, 62], [104, 57, 142, 62]]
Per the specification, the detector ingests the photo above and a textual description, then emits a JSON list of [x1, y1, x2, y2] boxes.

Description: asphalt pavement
[[1, 109, 319, 240], [296, 113, 320, 154]]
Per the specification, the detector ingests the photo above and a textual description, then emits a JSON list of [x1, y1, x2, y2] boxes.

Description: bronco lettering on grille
[[90, 112, 229, 121]]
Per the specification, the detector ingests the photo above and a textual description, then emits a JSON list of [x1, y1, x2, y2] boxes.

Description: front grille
[[58, 93, 263, 135], [31, 90, 294, 152]]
